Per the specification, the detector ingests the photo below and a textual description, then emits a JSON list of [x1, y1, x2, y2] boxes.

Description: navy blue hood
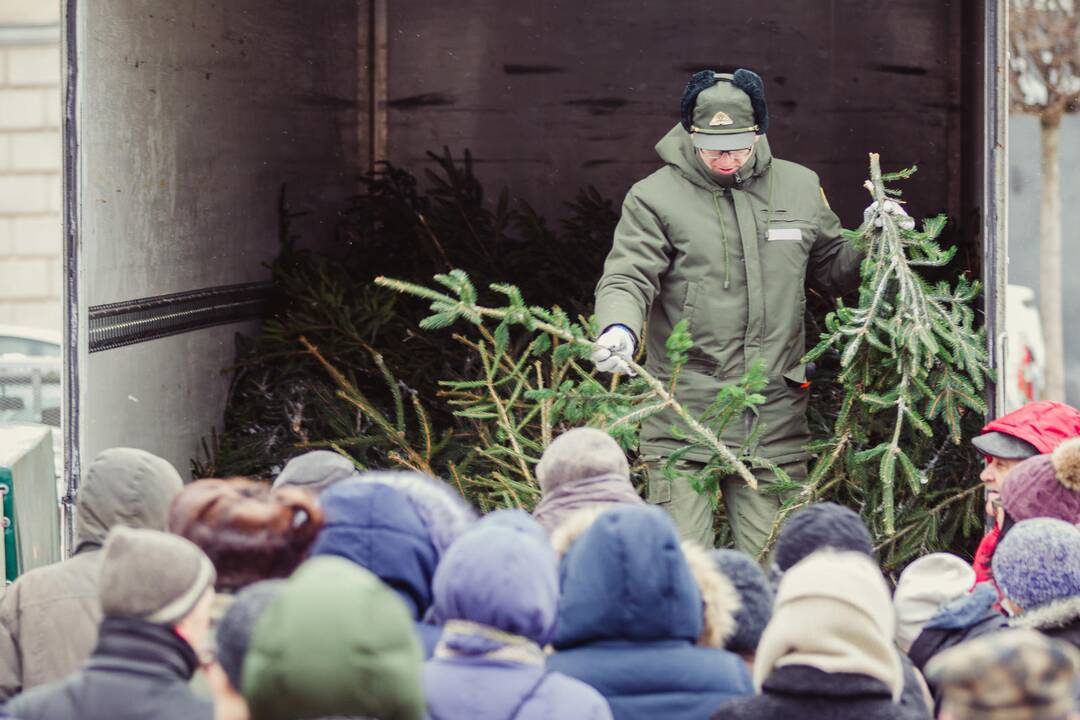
[[554, 505, 703, 648], [309, 479, 438, 619]]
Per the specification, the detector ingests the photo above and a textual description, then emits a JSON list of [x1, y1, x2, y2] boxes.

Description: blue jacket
[[548, 506, 753, 720], [424, 511, 611, 720], [309, 480, 442, 655]]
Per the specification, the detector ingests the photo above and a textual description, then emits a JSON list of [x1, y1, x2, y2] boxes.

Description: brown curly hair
[[167, 477, 323, 591]]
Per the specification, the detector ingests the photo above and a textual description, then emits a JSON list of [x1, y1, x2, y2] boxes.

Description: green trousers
[[645, 457, 808, 557]]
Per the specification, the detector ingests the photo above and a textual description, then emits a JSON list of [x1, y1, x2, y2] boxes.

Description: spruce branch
[[375, 272, 762, 488], [782, 152, 993, 545]]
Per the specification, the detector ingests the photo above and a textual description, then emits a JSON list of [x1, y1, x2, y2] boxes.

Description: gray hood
[[74, 447, 184, 553]]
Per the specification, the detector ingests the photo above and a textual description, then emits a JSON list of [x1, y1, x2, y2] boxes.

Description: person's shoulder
[[536, 671, 614, 719], [769, 157, 821, 187], [677, 646, 755, 692], [628, 166, 682, 200], [708, 692, 766, 720], [1, 674, 80, 719], [543, 670, 608, 699], [3, 552, 101, 610]]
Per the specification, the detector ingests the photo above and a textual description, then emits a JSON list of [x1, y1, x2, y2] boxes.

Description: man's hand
[[863, 199, 915, 231], [591, 326, 637, 376]]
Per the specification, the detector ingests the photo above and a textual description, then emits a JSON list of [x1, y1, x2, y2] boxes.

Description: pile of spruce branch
[[199, 150, 989, 567]]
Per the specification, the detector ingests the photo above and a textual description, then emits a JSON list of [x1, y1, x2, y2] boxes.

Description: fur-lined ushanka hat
[[679, 69, 768, 151], [1001, 437, 1080, 524]]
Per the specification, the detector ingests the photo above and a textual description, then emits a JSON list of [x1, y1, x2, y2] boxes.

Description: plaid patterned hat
[[926, 629, 1080, 720]]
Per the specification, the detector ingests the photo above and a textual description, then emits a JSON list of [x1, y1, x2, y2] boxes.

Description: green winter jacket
[[595, 125, 862, 465], [242, 556, 425, 720]]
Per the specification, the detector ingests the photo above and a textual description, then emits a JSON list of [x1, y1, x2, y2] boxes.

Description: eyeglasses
[[699, 147, 753, 161]]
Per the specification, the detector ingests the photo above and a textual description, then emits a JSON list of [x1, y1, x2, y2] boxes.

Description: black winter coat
[[0, 617, 212, 720], [711, 665, 913, 720]]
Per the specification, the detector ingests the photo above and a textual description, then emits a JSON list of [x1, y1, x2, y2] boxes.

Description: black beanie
[[774, 502, 874, 572]]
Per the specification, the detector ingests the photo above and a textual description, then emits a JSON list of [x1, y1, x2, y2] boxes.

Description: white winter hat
[[893, 552, 975, 652]]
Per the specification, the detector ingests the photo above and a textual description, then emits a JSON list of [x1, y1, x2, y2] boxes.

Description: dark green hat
[[242, 556, 425, 720], [680, 69, 768, 151]]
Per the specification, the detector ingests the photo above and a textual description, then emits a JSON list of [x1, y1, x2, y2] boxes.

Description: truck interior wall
[[69, 0, 995, 491], [74, 0, 361, 477], [382, 0, 981, 254]]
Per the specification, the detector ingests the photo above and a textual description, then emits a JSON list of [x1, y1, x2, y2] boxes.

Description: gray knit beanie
[[710, 549, 774, 653], [99, 526, 216, 625], [217, 580, 286, 690], [536, 427, 630, 492], [272, 450, 357, 494]]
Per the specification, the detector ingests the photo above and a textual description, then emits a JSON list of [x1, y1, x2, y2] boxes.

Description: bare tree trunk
[[1040, 114, 1066, 401]]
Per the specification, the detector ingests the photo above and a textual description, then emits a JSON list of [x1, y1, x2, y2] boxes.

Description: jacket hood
[[924, 583, 1001, 631], [550, 506, 737, 648], [1010, 595, 1080, 633], [243, 556, 425, 720], [309, 479, 438, 619], [432, 510, 558, 647], [357, 471, 477, 556], [980, 401, 1080, 455], [75, 447, 184, 553], [654, 122, 773, 192], [553, 505, 704, 648]]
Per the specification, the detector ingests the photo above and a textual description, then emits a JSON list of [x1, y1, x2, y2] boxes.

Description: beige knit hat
[[99, 526, 216, 625], [754, 550, 903, 701]]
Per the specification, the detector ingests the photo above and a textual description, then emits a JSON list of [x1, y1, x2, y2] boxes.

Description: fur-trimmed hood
[[549, 506, 738, 648], [1010, 595, 1080, 634]]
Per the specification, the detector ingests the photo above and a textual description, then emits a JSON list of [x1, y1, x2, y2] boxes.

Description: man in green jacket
[[592, 69, 911, 555]]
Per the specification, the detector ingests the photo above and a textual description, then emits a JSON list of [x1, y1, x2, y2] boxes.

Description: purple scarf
[[532, 472, 644, 533]]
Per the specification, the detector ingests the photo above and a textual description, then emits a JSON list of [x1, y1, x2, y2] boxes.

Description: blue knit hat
[[993, 518, 1080, 615], [710, 549, 774, 653], [774, 502, 874, 572]]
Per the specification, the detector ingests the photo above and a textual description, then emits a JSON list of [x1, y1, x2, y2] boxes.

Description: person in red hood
[[970, 401, 1080, 583]]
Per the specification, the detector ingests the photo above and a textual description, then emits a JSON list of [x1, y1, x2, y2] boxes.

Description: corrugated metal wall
[[383, 1, 975, 247]]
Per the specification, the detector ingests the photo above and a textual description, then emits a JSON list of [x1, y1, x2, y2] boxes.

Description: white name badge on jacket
[[767, 227, 803, 241]]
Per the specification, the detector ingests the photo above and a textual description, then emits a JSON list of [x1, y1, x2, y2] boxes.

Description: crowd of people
[[2, 406, 1080, 719]]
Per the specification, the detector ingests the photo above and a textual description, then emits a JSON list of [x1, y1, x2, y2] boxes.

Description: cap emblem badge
[[709, 111, 734, 126]]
